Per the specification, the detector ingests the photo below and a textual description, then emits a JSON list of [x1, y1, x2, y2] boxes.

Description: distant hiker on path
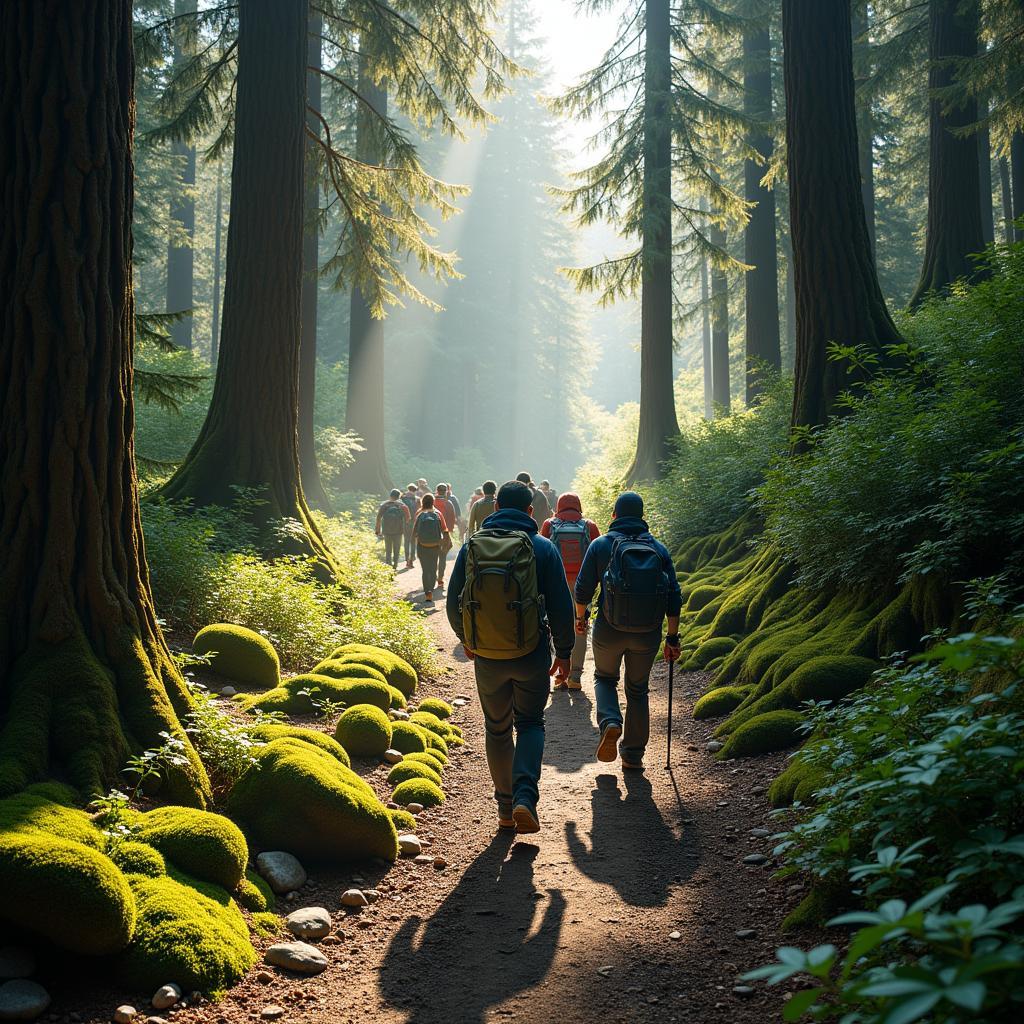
[[516, 471, 550, 529], [401, 484, 420, 568], [434, 484, 457, 588], [377, 488, 411, 570], [573, 492, 682, 771], [445, 483, 464, 539], [447, 479, 575, 834], [467, 479, 497, 537], [413, 492, 449, 604], [538, 480, 558, 510], [541, 493, 600, 691]]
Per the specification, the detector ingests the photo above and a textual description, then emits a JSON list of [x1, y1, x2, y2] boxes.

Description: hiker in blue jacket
[[447, 479, 575, 834], [574, 492, 682, 771]]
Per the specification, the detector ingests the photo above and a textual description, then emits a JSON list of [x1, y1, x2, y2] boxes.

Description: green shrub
[[237, 672, 392, 716], [387, 761, 443, 788], [311, 659, 389, 686], [111, 841, 167, 878], [416, 697, 453, 720], [388, 685, 408, 710], [784, 655, 878, 703], [334, 705, 393, 758], [693, 685, 752, 720], [248, 723, 350, 767], [392, 778, 445, 809], [420, 729, 450, 756], [409, 711, 454, 740], [387, 808, 417, 832], [717, 710, 806, 759], [404, 750, 446, 772], [388, 721, 429, 754], [192, 623, 280, 689], [329, 646, 419, 698]]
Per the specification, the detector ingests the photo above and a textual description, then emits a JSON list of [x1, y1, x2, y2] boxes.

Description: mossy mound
[[416, 698, 453, 720], [133, 806, 247, 891], [111, 841, 167, 879], [409, 711, 457, 742], [693, 685, 753, 720], [387, 761, 443, 789], [329, 645, 418, 697], [193, 624, 280, 689], [684, 636, 737, 671], [236, 672, 391, 716], [334, 705, 393, 759], [388, 721, 429, 754], [768, 757, 825, 808], [717, 710, 806, 759], [249, 723, 350, 767], [228, 738, 398, 862], [684, 585, 724, 612], [404, 750, 446, 773], [392, 778, 445, 808], [785, 655, 879, 703], [234, 868, 275, 912], [309, 659, 389, 686], [119, 869, 255, 994], [420, 729, 450, 756], [387, 808, 418, 832], [388, 686, 408, 710]]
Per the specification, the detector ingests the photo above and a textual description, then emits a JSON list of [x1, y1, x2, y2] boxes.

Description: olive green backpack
[[460, 529, 541, 659]]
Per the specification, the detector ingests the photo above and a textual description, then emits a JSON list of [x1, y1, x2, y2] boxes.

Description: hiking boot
[[497, 816, 516, 831], [436, 579, 445, 590], [596, 724, 623, 763], [512, 803, 540, 835], [567, 673, 583, 691], [424, 592, 434, 604], [552, 678, 569, 691]]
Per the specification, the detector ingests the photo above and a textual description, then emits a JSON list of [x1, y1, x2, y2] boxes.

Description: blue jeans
[[592, 619, 661, 762], [473, 641, 552, 816]]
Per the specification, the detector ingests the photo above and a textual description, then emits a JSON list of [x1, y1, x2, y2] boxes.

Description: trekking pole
[[665, 657, 675, 770]]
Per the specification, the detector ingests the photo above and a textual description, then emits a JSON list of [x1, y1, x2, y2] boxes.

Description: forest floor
[[54, 551, 814, 1024]]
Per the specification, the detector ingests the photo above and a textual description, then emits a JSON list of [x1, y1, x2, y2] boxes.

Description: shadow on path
[[379, 837, 565, 1023], [564, 772, 697, 908], [544, 688, 600, 774]]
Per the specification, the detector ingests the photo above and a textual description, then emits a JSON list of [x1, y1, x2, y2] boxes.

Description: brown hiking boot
[[596, 724, 622, 763], [512, 804, 540, 835]]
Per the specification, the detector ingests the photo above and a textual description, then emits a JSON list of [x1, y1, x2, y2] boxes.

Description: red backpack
[[549, 518, 592, 579]]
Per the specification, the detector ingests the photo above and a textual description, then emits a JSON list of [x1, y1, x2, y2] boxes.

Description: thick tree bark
[[160, 0, 336, 575], [626, 0, 679, 483], [299, 9, 331, 511], [909, 0, 986, 308], [999, 155, 1014, 242], [783, 0, 900, 430], [710, 223, 731, 415], [743, 21, 781, 404], [166, 0, 197, 350], [853, 4, 876, 257], [700, 253, 713, 419], [211, 156, 223, 365], [0, 0, 209, 803], [978, 117, 995, 245], [1012, 131, 1024, 241], [339, 49, 393, 496]]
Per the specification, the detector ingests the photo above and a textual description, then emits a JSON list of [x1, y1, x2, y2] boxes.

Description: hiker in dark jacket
[[376, 489, 411, 570], [413, 493, 449, 604], [574, 492, 682, 771], [447, 480, 575, 834], [516, 471, 550, 529]]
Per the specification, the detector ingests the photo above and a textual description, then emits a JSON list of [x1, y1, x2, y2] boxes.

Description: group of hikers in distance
[[376, 472, 682, 836]]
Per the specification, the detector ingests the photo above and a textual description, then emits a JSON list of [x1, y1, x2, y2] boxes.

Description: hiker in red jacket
[[541, 493, 601, 690]]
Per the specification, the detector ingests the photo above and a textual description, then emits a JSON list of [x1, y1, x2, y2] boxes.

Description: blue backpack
[[601, 535, 668, 633]]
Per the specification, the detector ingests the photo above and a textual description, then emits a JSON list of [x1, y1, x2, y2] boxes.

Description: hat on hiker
[[555, 492, 583, 516], [390, 488, 401, 499], [613, 491, 644, 520]]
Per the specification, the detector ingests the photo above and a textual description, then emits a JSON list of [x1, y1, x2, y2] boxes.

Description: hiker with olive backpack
[[573, 492, 682, 771], [412, 493, 449, 603], [446, 480, 575, 834], [376, 489, 411, 570]]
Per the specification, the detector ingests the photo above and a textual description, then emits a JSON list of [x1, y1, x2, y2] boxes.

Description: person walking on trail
[[445, 483, 464, 539], [573, 491, 682, 771], [515, 471, 550, 529], [468, 486, 484, 511], [376, 489, 411, 570], [541, 493, 600, 691], [467, 479, 498, 537], [433, 484, 457, 588], [412, 492, 449, 604], [539, 480, 558, 510], [401, 484, 420, 569], [447, 479, 575, 835]]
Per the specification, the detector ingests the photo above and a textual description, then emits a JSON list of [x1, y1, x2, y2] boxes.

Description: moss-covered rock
[[685, 585, 723, 612], [693, 685, 753, 720], [228, 739, 398, 862], [387, 686, 408, 710], [718, 710, 806, 759], [416, 698, 453, 720], [111, 841, 167, 879], [193, 624, 280, 689], [409, 711, 451, 739], [387, 808, 418, 832], [236, 672, 391, 716], [784, 655, 879, 703], [388, 721, 429, 754], [248, 723, 350, 767], [329, 645, 418, 697], [392, 778, 445, 808], [387, 761, 443, 789], [404, 750, 446, 772], [334, 705, 392, 759], [119, 869, 256, 994], [768, 758, 825, 807], [309, 659, 389, 686], [684, 636, 737, 670], [234, 868, 275, 912], [419, 729, 450, 757]]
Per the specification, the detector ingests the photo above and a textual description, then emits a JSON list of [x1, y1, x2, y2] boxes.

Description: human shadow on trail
[[379, 837, 565, 1024], [564, 772, 697, 908], [544, 688, 600, 774]]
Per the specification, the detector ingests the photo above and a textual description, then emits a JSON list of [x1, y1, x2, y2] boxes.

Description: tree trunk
[[710, 223, 731, 415], [783, 235, 796, 371], [700, 251, 713, 419], [909, 0, 986, 308], [299, 8, 331, 511], [159, 0, 336, 575], [1012, 131, 1024, 241], [783, 0, 900, 430], [743, 21, 781, 404], [625, 0, 679, 483], [211, 156, 223, 364], [999, 155, 1014, 242], [853, 4, 876, 257], [339, 49, 392, 496], [0, 0, 209, 804], [166, 0, 197, 350], [978, 116, 995, 245]]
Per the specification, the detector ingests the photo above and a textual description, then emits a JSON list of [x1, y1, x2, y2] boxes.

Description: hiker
[[445, 483, 464, 539], [573, 492, 682, 771], [468, 486, 484, 510], [415, 478, 429, 503], [539, 480, 558, 510], [515, 471, 550, 529], [376, 489, 411, 570], [541, 493, 601, 691], [467, 479, 497, 537], [447, 479, 575, 834], [412, 493, 449, 603], [434, 484, 457, 587], [401, 484, 420, 568]]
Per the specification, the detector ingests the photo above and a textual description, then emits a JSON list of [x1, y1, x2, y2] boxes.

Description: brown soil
[[52, 553, 810, 1024]]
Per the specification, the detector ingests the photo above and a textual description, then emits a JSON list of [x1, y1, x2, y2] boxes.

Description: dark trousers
[[403, 525, 415, 563], [383, 533, 401, 568], [417, 543, 441, 595]]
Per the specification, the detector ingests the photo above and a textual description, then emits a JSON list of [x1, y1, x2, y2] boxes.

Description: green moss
[[389, 721, 429, 754], [248, 723, 350, 767], [228, 738, 398, 862], [119, 869, 256, 994], [234, 869, 275, 912], [693, 685, 753, 720], [404, 750, 446, 772], [420, 729, 449, 756], [416, 697, 453, 720], [134, 806, 248, 891], [781, 884, 843, 932], [387, 761, 443, 788], [784, 655, 879, 703], [309, 659, 389, 686], [684, 585, 723, 612], [329, 645, 418, 697], [250, 911, 282, 939], [685, 636, 737, 670], [718, 710, 806, 759], [388, 686, 408, 710], [111, 841, 167, 878], [392, 778, 445, 808], [704, 655, 726, 672], [388, 808, 418, 832], [409, 711, 452, 739], [334, 704, 393, 759], [236, 672, 392, 716], [768, 758, 825, 808], [193, 624, 280, 689]]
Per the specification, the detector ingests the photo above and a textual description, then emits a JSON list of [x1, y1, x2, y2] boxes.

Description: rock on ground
[[0, 980, 50, 1021], [285, 907, 332, 940], [112, 1006, 136, 1024], [150, 985, 181, 1011], [256, 851, 308, 894], [264, 942, 328, 976]]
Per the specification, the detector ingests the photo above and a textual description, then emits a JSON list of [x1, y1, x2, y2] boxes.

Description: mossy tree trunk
[[626, 0, 679, 484], [783, 0, 900, 431], [909, 0, 987, 308], [159, 0, 337, 574], [0, 0, 209, 805], [1011, 131, 1024, 241]]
